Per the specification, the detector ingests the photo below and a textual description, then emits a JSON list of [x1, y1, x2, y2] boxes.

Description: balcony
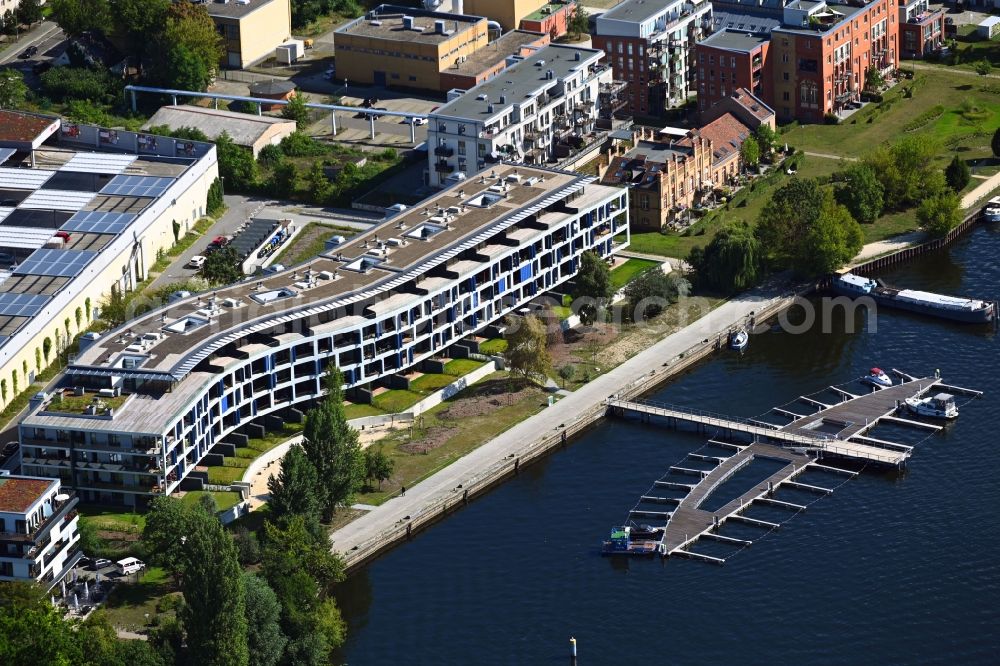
[[434, 145, 454, 157], [0, 492, 78, 545], [434, 161, 454, 173]]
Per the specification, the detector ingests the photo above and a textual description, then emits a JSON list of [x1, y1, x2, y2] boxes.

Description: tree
[[281, 93, 310, 130], [42, 337, 51, 363], [569, 6, 589, 38], [49, 0, 110, 35], [753, 123, 777, 156], [862, 136, 944, 210], [864, 65, 885, 91], [740, 136, 761, 170], [836, 163, 884, 224], [574, 250, 612, 325], [757, 179, 862, 275], [100, 285, 128, 327], [800, 191, 864, 275], [502, 314, 551, 382], [267, 444, 321, 525], [558, 364, 574, 388], [975, 59, 992, 76], [623, 270, 689, 321], [200, 246, 244, 285], [0, 582, 82, 665], [216, 132, 259, 191], [0, 68, 27, 109], [363, 446, 394, 490], [267, 159, 298, 198], [302, 368, 364, 519], [918, 191, 962, 238], [109, 0, 170, 55], [306, 161, 333, 204], [181, 509, 249, 666], [75, 307, 82, 329], [691, 222, 762, 293], [242, 573, 287, 666], [207, 177, 225, 216], [160, 1, 223, 84], [992, 127, 1000, 159], [141, 496, 200, 576], [16, 0, 42, 26], [164, 43, 210, 92], [945, 155, 970, 192]]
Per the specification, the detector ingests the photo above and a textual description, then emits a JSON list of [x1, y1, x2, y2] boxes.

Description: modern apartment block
[[592, 0, 714, 117], [206, 0, 293, 69], [769, 0, 897, 122], [426, 44, 613, 187], [464, 0, 576, 35], [20, 165, 630, 508], [0, 110, 217, 416], [0, 475, 80, 590], [897, 0, 944, 59], [600, 88, 774, 232], [695, 25, 774, 114]]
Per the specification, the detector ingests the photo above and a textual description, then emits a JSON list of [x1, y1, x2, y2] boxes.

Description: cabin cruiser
[[861, 367, 892, 388], [905, 393, 959, 420], [984, 196, 1000, 223]]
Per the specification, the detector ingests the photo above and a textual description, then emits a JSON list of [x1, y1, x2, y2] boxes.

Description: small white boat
[[861, 367, 892, 388], [905, 393, 958, 420], [983, 196, 1000, 223], [729, 329, 748, 351]]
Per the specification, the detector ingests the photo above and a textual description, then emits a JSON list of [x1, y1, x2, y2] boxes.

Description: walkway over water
[[608, 371, 980, 563]]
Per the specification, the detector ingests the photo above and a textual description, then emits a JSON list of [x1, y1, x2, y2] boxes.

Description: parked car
[[210, 236, 230, 247], [187, 255, 206, 269], [323, 65, 335, 80], [116, 557, 145, 575], [27, 45, 37, 56], [405, 117, 427, 125], [1, 441, 17, 458], [90, 558, 112, 571]]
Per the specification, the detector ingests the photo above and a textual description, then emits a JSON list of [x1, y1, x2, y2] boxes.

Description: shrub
[[823, 113, 840, 125]]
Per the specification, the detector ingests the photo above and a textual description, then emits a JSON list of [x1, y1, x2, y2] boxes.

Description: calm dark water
[[337, 226, 1000, 665]]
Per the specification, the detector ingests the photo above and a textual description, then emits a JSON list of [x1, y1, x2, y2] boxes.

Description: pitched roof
[[729, 88, 775, 122], [144, 106, 296, 147], [0, 477, 54, 513], [694, 112, 752, 164]]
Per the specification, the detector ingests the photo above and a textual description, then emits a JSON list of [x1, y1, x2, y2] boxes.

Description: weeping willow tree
[[689, 222, 762, 293]]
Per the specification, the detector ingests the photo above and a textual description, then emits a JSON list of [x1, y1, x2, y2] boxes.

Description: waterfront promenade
[[329, 280, 799, 566]]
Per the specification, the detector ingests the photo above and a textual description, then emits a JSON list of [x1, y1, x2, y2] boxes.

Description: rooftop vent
[[435, 19, 447, 34], [403, 15, 414, 29], [535, 60, 545, 67], [574, 51, 581, 61]]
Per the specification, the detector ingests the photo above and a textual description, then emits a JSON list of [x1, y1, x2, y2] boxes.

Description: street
[[0, 21, 65, 67]]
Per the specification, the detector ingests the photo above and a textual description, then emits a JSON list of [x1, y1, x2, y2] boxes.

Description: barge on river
[[833, 273, 995, 324]]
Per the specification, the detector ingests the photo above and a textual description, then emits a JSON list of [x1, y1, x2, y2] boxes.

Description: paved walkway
[[804, 151, 857, 162], [328, 280, 798, 560], [961, 170, 1000, 210]]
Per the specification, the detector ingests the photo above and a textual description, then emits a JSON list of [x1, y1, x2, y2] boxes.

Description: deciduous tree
[[200, 246, 244, 286], [216, 132, 260, 191], [835, 163, 884, 224], [690, 222, 762, 293], [740, 135, 761, 169], [49, 0, 110, 36], [917, 191, 962, 238], [242, 573, 287, 666], [753, 123, 777, 155], [862, 136, 944, 210], [502, 314, 551, 382], [574, 250, 612, 325], [623, 270, 689, 321], [0, 68, 27, 110], [992, 127, 1000, 158], [363, 445, 394, 490], [281, 93, 310, 130]]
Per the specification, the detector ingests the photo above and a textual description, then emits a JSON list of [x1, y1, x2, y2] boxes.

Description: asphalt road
[[0, 21, 65, 67]]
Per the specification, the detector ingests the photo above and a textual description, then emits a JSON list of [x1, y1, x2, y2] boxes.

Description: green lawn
[[409, 373, 455, 393], [78, 504, 146, 533], [206, 465, 247, 485], [344, 402, 385, 420], [443, 358, 485, 376], [271, 222, 356, 267], [179, 490, 242, 512], [610, 258, 660, 290], [46, 392, 128, 415], [479, 338, 507, 355], [101, 566, 180, 631], [355, 375, 549, 505], [372, 389, 424, 413]]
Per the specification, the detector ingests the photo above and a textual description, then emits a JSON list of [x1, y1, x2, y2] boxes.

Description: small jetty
[[605, 370, 981, 563]]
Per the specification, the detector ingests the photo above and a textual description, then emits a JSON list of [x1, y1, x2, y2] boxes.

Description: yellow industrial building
[[207, 0, 293, 69], [463, 0, 551, 32]]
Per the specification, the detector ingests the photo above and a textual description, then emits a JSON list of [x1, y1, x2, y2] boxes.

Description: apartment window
[[782, 91, 790, 101], [709, 55, 715, 65], [639, 45, 644, 56], [618, 56, 624, 69], [782, 53, 789, 63], [617, 42, 623, 54], [699, 53, 705, 63], [409, 75, 417, 81], [458, 141, 466, 156], [627, 43, 633, 55], [730, 56, 736, 68], [783, 72, 789, 81]]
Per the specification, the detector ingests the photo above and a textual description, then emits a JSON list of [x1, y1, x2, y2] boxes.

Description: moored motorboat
[[832, 273, 995, 324], [983, 196, 1000, 223], [861, 367, 892, 388], [729, 328, 748, 351], [904, 393, 959, 420], [601, 526, 658, 556], [627, 524, 664, 541]]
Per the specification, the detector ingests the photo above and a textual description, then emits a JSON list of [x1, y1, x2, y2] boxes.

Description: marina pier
[[607, 370, 981, 562]]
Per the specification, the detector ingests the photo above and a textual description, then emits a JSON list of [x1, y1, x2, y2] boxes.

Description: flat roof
[[435, 44, 603, 121], [206, 0, 283, 20], [774, 3, 867, 35], [453, 30, 545, 77], [700, 29, 770, 53], [338, 5, 484, 43], [0, 110, 59, 149], [145, 105, 295, 147], [601, 0, 701, 25], [66, 164, 589, 380], [0, 476, 55, 513]]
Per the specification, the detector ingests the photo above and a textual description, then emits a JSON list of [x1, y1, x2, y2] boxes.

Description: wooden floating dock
[[607, 371, 978, 564]]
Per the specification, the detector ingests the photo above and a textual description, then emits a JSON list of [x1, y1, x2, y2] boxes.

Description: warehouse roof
[[145, 106, 296, 148]]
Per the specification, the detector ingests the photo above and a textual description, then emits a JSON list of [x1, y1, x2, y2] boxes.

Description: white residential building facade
[[0, 475, 80, 590]]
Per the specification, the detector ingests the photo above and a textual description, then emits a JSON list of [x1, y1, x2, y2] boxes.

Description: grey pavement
[[328, 280, 798, 561]]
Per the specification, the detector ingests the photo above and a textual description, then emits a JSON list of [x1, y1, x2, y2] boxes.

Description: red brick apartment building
[[695, 0, 897, 123], [898, 0, 944, 59]]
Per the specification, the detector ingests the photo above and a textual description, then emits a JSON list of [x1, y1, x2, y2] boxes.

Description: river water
[[337, 225, 1000, 665]]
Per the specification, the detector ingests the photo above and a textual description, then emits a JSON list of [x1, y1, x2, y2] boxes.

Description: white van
[[116, 557, 145, 575]]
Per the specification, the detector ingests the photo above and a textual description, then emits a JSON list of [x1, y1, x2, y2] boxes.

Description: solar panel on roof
[[100, 174, 174, 198], [14, 248, 97, 277], [19, 189, 97, 212], [63, 210, 137, 235], [0, 292, 49, 317], [62, 153, 136, 175], [0, 167, 55, 190]]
